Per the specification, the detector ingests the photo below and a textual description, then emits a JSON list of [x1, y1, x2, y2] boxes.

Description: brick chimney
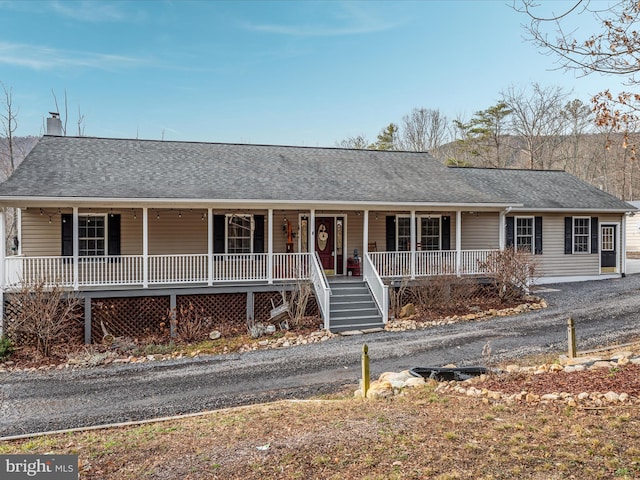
[[46, 112, 63, 136]]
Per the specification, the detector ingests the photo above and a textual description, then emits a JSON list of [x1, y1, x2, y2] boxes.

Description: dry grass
[[2, 384, 639, 479]]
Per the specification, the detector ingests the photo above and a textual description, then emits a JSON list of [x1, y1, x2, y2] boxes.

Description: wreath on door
[[317, 223, 329, 251]]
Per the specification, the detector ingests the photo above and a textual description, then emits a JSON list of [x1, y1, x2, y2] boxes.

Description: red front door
[[315, 217, 334, 271]]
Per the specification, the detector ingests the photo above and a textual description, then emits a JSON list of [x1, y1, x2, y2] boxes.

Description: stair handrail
[[363, 252, 389, 324], [310, 252, 331, 330]]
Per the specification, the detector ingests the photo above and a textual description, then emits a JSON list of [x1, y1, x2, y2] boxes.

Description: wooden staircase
[[327, 277, 384, 333]]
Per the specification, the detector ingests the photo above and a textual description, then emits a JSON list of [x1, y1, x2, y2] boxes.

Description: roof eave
[[510, 207, 634, 213], [0, 196, 520, 210]]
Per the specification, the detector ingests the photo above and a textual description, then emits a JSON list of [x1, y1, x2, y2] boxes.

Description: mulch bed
[[476, 364, 640, 396]]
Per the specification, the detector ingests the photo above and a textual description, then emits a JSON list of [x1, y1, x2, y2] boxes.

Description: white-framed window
[[79, 214, 106, 256], [420, 217, 441, 251], [573, 217, 590, 253], [515, 216, 534, 253], [397, 215, 442, 251], [397, 216, 411, 251], [226, 214, 253, 253]]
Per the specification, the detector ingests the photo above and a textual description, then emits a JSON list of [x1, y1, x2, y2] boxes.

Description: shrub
[[171, 303, 211, 343], [0, 335, 13, 361], [479, 248, 537, 302], [409, 275, 480, 310], [284, 279, 313, 327], [6, 280, 82, 357]]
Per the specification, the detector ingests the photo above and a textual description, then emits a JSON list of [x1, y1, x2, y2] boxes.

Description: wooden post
[[567, 317, 577, 358], [169, 294, 177, 339], [362, 344, 370, 398]]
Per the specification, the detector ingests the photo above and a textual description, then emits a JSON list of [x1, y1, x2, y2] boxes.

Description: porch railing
[[363, 253, 388, 324], [272, 253, 309, 281], [3, 249, 500, 289], [369, 249, 499, 278], [459, 250, 495, 275], [210, 253, 268, 282], [149, 254, 208, 284], [310, 252, 331, 330]]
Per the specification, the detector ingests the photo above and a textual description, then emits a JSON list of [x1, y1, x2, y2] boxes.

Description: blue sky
[[0, 0, 626, 146]]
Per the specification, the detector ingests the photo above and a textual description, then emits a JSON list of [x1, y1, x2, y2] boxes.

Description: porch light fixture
[[156, 212, 160, 220], [201, 213, 206, 221], [48, 216, 52, 224], [178, 210, 182, 218]]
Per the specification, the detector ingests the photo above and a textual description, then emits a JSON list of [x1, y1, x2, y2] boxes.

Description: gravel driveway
[[2, 274, 640, 437]]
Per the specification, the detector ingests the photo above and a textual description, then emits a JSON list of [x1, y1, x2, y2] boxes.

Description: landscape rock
[[366, 380, 394, 399]]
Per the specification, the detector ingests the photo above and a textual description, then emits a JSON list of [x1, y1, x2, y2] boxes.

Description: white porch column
[[73, 207, 79, 290], [142, 208, 149, 288], [16, 207, 22, 255], [0, 209, 5, 336], [456, 210, 462, 276], [499, 210, 506, 250], [622, 214, 628, 276], [267, 208, 273, 284], [410, 210, 416, 279], [207, 208, 213, 286], [363, 210, 369, 276], [309, 209, 315, 255]]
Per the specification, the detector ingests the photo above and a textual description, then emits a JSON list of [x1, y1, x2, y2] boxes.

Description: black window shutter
[[564, 217, 573, 254], [505, 217, 514, 248], [107, 214, 121, 255], [61, 213, 73, 256], [253, 215, 264, 253], [441, 216, 451, 250], [386, 216, 396, 252], [534, 216, 543, 255], [591, 217, 599, 254], [213, 215, 226, 253]]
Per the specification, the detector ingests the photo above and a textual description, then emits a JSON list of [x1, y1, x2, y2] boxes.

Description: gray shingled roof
[[0, 136, 633, 212], [0, 136, 509, 205], [453, 167, 633, 211]]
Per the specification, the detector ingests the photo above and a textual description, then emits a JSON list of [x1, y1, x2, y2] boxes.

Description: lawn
[[2, 369, 639, 479]]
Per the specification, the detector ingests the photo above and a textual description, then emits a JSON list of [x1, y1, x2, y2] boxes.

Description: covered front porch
[[0, 205, 508, 332]]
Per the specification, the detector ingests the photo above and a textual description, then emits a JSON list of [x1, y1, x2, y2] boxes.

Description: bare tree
[[516, 0, 640, 151], [336, 135, 370, 149], [51, 89, 86, 137], [555, 99, 596, 176], [0, 83, 19, 253], [501, 83, 570, 169], [399, 108, 449, 153]]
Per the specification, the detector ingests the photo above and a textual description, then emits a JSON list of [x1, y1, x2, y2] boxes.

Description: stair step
[[330, 308, 380, 318], [327, 277, 384, 332], [331, 300, 377, 309], [331, 316, 382, 328]]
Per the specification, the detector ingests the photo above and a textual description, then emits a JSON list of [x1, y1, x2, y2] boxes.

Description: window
[[396, 215, 443, 251], [573, 217, 590, 253], [79, 215, 105, 256], [421, 217, 440, 251], [397, 217, 411, 251], [61, 213, 120, 257], [227, 215, 252, 253], [515, 217, 533, 253]]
